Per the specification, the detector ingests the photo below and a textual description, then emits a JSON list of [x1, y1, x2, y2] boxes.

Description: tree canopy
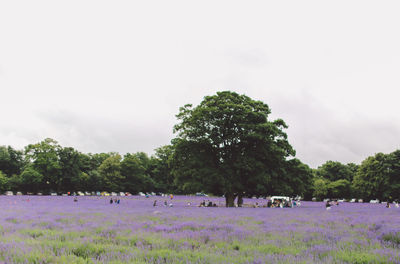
[[172, 91, 297, 206]]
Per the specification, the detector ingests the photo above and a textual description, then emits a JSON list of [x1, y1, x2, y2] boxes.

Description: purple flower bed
[[0, 195, 399, 263]]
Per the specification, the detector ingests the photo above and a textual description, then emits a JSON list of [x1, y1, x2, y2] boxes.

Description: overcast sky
[[1, 1, 400, 168]]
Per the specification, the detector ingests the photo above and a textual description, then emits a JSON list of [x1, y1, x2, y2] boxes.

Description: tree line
[[0, 91, 399, 205]]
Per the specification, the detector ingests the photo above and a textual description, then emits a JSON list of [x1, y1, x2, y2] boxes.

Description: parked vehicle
[[370, 199, 380, 203], [5, 191, 13, 196], [50, 192, 58, 196], [270, 196, 291, 204], [16, 192, 23, 195]]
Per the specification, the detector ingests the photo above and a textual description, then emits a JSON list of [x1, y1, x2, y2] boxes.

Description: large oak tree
[[172, 91, 295, 206]]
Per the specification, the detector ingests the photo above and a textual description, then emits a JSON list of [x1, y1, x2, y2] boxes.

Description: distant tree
[[19, 166, 43, 193], [313, 177, 329, 201], [0, 171, 9, 193], [172, 91, 295, 207], [24, 138, 62, 193], [86, 169, 103, 192], [58, 147, 83, 192], [328, 179, 352, 199], [0, 146, 25, 177], [353, 153, 391, 201], [121, 152, 154, 194], [98, 154, 123, 191], [315, 161, 354, 182], [347, 163, 359, 177], [387, 150, 400, 200], [89, 153, 113, 169], [281, 158, 313, 198], [149, 145, 175, 193]]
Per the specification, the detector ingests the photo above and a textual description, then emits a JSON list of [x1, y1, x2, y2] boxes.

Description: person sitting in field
[[73, 197, 78, 202], [207, 201, 213, 207], [117, 199, 120, 204], [326, 200, 331, 210], [110, 198, 113, 204], [164, 200, 168, 207], [153, 200, 157, 207], [386, 202, 391, 208], [213, 203, 217, 207], [267, 200, 272, 208]]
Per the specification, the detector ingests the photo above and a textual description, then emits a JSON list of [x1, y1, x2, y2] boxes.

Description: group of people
[[386, 201, 400, 208], [325, 200, 340, 210], [266, 199, 298, 208], [198, 200, 217, 207], [110, 198, 120, 204], [153, 200, 173, 207]]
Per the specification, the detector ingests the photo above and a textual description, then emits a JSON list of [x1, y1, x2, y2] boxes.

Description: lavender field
[[0, 196, 399, 264]]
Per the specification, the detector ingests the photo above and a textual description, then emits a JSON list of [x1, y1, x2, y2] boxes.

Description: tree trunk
[[225, 193, 236, 207], [237, 193, 244, 207]]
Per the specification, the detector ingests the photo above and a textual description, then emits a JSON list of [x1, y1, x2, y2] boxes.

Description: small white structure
[[270, 196, 291, 204]]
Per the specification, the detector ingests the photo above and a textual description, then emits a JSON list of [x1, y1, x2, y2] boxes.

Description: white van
[[5, 191, 13, 196]]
